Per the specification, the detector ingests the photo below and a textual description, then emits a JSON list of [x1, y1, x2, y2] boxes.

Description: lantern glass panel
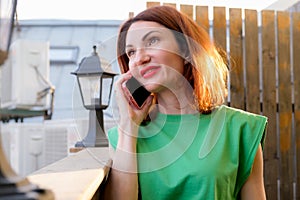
[[101, 75, 114, 108], [78, 75, 101, 109]]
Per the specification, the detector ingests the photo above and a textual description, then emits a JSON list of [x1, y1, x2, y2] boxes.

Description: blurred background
[[1, 0, 298, 178]]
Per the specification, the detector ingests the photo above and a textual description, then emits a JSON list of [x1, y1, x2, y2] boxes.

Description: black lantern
[[0, 0, 54, 199], [71, 45, 117, 147]]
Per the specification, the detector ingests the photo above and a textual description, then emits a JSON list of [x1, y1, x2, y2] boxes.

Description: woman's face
[[125, 21, 185, 93]]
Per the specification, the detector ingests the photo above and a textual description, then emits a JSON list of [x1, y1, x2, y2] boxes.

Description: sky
[[16, 0, 282, 20]]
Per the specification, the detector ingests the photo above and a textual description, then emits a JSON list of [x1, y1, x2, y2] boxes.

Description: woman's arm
[[101, 73, 153, 200], [240, 144, 266, 200], [102, 129, 139, 200]]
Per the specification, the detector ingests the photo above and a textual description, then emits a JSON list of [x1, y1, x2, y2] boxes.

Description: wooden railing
[[144, 2, 300, 200], [27, 148, 110, 200]]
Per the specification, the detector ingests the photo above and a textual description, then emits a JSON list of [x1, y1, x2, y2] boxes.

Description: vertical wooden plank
[[213, 7, 227, 105], [277, 11, 293, 200], [261, 10, 278, 200], [229, 8, 244, 110], [163, 3, 176, 8], [196, 6, 209, 32], [129, 12, 134, 18], [180, 4, 193, 19], [147, 2, 160, 8], [213, 7, 226, 51], [292, 11, 300, 200], [244, 9, 260, 114]]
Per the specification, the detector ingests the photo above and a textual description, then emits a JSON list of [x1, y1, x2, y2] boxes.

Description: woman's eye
[[126, 49, 136, 58], [146, 37, 159, 47]]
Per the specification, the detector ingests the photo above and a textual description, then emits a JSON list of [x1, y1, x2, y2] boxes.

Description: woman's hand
[[114, 72, 153, 135]]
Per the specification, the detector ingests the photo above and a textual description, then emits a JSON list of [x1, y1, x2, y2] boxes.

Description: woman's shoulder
[[218, 105, 267, 123], [218, 105, 268, 147], [214, 105, 268, 140]]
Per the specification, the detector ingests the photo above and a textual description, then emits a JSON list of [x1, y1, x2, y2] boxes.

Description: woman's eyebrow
[[142, 30, 160, 41], [125, 44, 133, 49], [126, 30, 161, 48]]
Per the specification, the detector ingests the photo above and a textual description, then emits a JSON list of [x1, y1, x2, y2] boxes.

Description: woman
[[103, 5, 267, 200]]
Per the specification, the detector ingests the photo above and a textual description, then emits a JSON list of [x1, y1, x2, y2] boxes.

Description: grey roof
[[264, 0, 300, 11], [10, 19, 123, 121]]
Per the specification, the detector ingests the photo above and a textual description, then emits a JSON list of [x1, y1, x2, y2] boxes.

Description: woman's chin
[[144, 84, 161, 93]]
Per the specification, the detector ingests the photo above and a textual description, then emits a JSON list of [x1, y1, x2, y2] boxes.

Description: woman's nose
[[133, 48, 150, 67]]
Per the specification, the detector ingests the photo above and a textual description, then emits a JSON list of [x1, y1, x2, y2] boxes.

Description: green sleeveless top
[[108, 105, 267, 200]]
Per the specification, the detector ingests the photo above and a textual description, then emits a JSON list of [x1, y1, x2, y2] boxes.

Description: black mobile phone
[[125, 76, 151, 109]]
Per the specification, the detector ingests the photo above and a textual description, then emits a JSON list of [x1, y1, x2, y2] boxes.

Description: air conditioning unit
[[43, 123, 69, 166], [0, 123, 45, 176], [1, 39, 50, 110], [0, 122, 69, 177]]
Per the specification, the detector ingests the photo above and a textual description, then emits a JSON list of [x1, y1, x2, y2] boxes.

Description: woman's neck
[[156, 87, 197, 115]]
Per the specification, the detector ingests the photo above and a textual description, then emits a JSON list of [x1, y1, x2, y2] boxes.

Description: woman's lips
[[140, 66, 160, 78]]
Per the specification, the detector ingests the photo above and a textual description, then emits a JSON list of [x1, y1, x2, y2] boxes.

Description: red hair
[[117, 5, 228, 113]]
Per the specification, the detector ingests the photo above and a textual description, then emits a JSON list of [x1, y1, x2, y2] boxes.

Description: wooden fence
[[144, 2, 300, 200]]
